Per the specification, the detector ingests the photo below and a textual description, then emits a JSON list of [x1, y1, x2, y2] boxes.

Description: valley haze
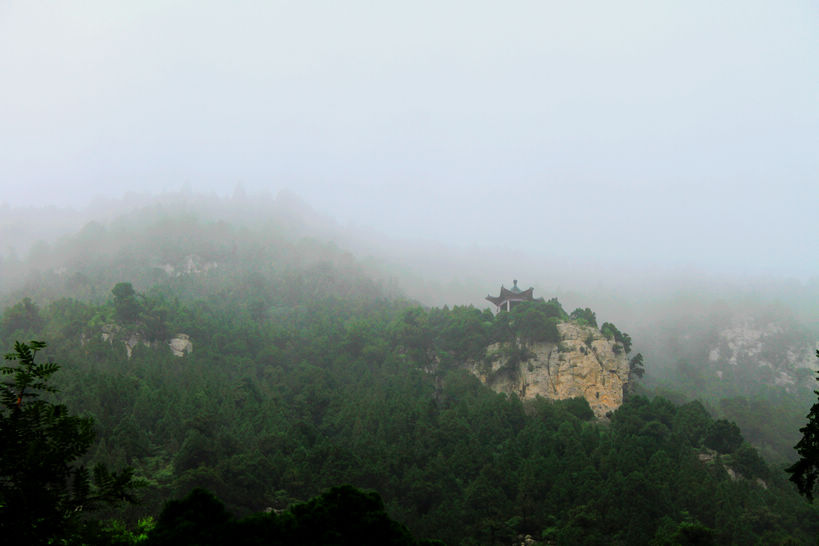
[[0, 1, 816, 281], [1, 4, 819, 540]]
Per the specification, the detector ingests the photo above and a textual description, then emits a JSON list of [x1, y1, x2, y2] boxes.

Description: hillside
[[1, 204, 817, 544], [632, 299, 818, 464]]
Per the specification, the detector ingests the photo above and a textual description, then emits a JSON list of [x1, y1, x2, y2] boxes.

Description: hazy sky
[[1, 1, 817, 278]]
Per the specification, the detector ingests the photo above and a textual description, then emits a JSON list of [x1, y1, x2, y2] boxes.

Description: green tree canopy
[[600, 321, 632, 354], [786, 351, 819, 501], [0, 297, 44, 340], [0, 340, 135, 543], [703, 419, 743, 454], [146, 485, 430, 546], [511, 302, 560, 345], [112, 282, 142, 323], [569, 307, 597, 328]]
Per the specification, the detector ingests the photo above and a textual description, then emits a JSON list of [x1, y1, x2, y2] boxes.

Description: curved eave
[[487, 286, 535, 307], [486, 295, 505, 306], [517, 287, 534, 300], [497, 286, 534, 301]]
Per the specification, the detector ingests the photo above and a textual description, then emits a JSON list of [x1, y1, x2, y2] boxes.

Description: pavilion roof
[[486, 280, 535, 307]]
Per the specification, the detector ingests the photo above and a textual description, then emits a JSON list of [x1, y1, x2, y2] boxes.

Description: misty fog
[[1, 3, 818, 542], [1, 1, 816, 279]]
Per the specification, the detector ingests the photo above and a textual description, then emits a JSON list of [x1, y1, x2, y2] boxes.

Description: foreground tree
[[146, 485, 440, 545], [0, 340, 135, 543], [786, 350, 819, 501]]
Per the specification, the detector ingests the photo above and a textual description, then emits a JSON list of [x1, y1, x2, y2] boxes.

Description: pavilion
[[486, 280, 536, 313]]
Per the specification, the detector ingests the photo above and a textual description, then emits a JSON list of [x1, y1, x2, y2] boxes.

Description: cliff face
[[466, 322, 631, 418], [706, 317, 817, 392]]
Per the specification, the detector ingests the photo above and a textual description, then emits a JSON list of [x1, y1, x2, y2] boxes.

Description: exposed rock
[[516, 535, 537, 546], [101, 323, 191, 358], [101, 323, 120, 343], [169, 334, 193, 357], [707, 317, 817, 393], [698, 452, 716, 463], [124, 334, 151, 359], [101, 324, 151, 358], [466, 322, 631, 419], [719, 320, 777, 366], [698, 449, 766, 486], [157, 254, 218, 277], [774, 370, 796, 387]]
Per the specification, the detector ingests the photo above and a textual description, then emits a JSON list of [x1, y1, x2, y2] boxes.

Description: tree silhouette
[[786, 350, 819, 501], [0, 340, 135, 542]]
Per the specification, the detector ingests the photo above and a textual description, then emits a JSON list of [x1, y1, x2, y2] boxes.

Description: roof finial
[[513, 279, 518, 287]]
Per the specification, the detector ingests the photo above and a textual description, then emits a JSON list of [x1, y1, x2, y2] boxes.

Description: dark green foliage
[[280, 485, 418, 545], [0, 297, 44, 339], [786, 352, 819, 501], [112, 282, 142, 323], [714, 395, 805, 465], [543, 297, 568, 320], [666, 520, 715, 545], [510, 301, 561, 345], [146, 488, 233, 545], [704, 419, 743, 454], [673, 401, 711, 447], [0, 340, 135, 543], [5, 303, 819, 545], [569, 307, 597, 328], [427, 305, 490, 364], [600, 321, 632, 353], [732, 443, 768, 479], [0, 339, 58, 406], [558, 397, 595, 421], [391, 307, 435, 365], [147, 485, 423, 546], [487, 311, 514, 344], [1, 294, 814, 544], [0, 211, 815, 543], [629, 352, 645, 378], [0, 293, 814, 545]]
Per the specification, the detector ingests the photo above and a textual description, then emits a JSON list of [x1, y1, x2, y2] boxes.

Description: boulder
[[169, 334, 193, 357]]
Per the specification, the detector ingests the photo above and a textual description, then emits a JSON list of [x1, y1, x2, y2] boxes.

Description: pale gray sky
[[1, 1, 817, 278]]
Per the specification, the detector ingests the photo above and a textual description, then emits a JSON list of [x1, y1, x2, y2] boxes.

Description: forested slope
[[1, 209, 817, 544], [633, 298, 818, 465]]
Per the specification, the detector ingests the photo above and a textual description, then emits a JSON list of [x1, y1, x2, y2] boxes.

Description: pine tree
[[0, 340, 135, 542], [786, 351, 819, 501]]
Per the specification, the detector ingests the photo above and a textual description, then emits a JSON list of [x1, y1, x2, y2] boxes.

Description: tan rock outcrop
[[101, 323, 120, 343], [466, 322, 631, 418], [124, 334, 151, 358], [169, 334, 193, 357], [101, 324, 152, 358], [101, 324, 191, 358]]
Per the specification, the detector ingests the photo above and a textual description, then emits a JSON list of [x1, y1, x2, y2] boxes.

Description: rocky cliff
[[99, 323, 192, 358], [706, 317, 817, 392], [466, 322, 631, 418]]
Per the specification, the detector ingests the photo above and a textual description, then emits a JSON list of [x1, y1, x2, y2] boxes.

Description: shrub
[[570, 308, 597, 328]]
